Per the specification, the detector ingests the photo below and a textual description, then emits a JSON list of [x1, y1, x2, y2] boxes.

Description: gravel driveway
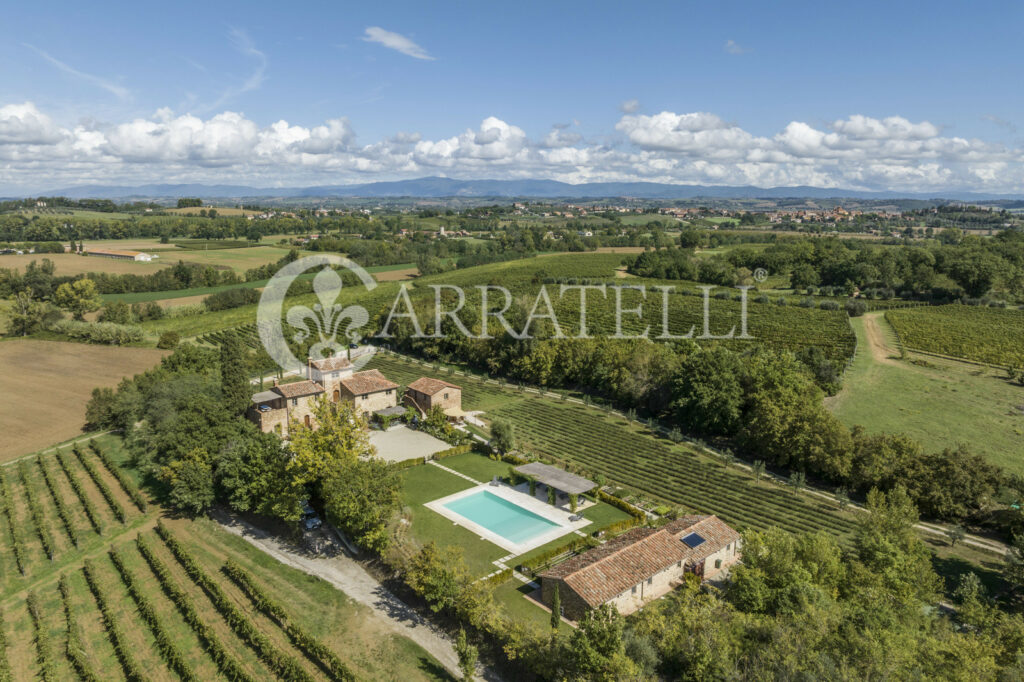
[[211, 510, 497, 681]]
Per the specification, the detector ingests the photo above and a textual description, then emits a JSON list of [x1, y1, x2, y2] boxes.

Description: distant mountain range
[[35, 177, 1024, 201]]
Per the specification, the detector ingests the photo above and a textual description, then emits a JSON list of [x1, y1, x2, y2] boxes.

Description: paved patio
[[369, 425, 451, 463]]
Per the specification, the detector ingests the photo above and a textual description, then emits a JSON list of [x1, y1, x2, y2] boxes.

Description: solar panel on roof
[[681, 532, 706, 548]]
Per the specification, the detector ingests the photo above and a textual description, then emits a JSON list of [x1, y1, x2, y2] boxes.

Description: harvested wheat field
[[0, 339, 167, 462], [0, 253, 164, 276]]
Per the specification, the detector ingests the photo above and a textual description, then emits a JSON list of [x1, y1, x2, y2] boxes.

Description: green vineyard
[[886, 304, 1024, 366], [365, 353, 858, 540], [0, 437, 441, 681]]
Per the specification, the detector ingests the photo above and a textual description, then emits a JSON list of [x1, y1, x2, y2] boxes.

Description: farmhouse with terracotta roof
[[405, 376, 463, 419], [248, 379, 325, 436], [336, 369, 399, 414], [249, 353, 399, 434], [539, 515, 740, 619]]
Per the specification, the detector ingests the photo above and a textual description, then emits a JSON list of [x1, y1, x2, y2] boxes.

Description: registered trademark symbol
[[753, 268, 768, 283]]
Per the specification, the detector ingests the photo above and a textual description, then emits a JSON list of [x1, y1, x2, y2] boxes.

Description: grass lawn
[[400, 454, 634, 578], [492, 580, 555, 634], [400, 463, 507, 576], [828, 314, 1024, 474]]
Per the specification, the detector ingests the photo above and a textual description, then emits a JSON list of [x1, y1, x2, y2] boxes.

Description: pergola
[[513, 462, 596, 495]]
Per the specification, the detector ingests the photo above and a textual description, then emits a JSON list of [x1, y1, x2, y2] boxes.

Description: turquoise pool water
[[443, 491, 561, 544]]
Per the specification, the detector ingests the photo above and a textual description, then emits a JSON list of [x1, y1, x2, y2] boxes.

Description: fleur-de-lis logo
[[257, 255, 378, 374], [286, 268, 369, 359]]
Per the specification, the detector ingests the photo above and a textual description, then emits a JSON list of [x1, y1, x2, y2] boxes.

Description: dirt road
[[212, 510, 495, 681]]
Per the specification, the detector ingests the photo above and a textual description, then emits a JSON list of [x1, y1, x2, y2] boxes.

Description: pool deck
[[424, 483, 592, 554]]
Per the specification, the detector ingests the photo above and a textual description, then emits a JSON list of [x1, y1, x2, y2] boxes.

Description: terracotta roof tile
[[539, 515, 739, 608], [407, 377, 461, 395], [273, 380, 324, 399], [339, 370, 398, 395]]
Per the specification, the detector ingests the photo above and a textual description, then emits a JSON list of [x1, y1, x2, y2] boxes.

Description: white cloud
[[0, 102, 64, 144], [23, 44, 131, 101], [1, 103, 1022, 194], [362, 27, 434, 60], [619, 99, 640, 113], [724, 40, 750, 55]]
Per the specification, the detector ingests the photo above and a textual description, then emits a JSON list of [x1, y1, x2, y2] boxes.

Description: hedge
[[222, 559, 356, 681], [432, 444, 473, 460], [0, 475, 26, 574], [26, 592, 57, 682], [479, 568, 513, 588], [394, 457, 426, 470], [18, 462, 55, 560], [57, 450, 104, 535], [109, 550, 198, 682], [89, 440, 147, 512], [156, 523, 314, 682], [73, 444, 126, 523], [36, 457, 81, 547], [82, 560, 149, 682], [59, 575, 100, 682], [135, 535, 257, 682], [596, 489, 646, 520], [0, 606, 10, 682]]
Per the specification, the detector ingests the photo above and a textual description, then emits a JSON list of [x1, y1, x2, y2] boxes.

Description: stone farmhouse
[[404, 377, 463, 419], [248, 354, 449, 436], [539, 515, 740, 620]]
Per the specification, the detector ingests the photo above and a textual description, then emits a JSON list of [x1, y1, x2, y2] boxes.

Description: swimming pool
[[443, 490, 562, 544]]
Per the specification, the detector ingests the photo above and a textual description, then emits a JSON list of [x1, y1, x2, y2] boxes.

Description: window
[[332, 371, 339, 378], [631, 585, 637, 594], [715, 559, 722, 569], [444, 392, 449, 400], [291, 398, 298, 406], [677, 561, 682, 568], [386, 389, 392, 395], [647, 577, 652, 585]]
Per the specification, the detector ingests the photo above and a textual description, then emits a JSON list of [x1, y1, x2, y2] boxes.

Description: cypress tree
[[550, 584, 561, 631], [219, 332, 250, 414]]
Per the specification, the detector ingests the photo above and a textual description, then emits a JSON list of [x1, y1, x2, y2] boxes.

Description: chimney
[[273, 377, 279, 387]]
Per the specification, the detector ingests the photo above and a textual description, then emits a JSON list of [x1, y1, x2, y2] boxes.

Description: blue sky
[[1, 0, 1022, 193]]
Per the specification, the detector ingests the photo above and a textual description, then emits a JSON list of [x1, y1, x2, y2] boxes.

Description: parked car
[[300, 500, 322, 531]]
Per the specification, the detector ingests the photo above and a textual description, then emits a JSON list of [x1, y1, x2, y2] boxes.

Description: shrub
[[26, 592, 56, 682], [0, 606, 10, 682], [157, 331, 180, 349], [59, 575, 99, 682], [433, 444, 473, 460], [165, 303, 204, 318], [845, 298, 868, 317], [51, 319, 143, 345], [203, 287, 260, 311], [0, 475, 27, 574]]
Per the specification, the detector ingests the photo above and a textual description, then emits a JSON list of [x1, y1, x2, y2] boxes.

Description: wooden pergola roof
[[514, 462, 596, 495]]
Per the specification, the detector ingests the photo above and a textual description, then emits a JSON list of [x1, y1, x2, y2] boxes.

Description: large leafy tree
[[287, 397, 373, 488], [52, 278, 102, 320], [322, 458, 401, 552]]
